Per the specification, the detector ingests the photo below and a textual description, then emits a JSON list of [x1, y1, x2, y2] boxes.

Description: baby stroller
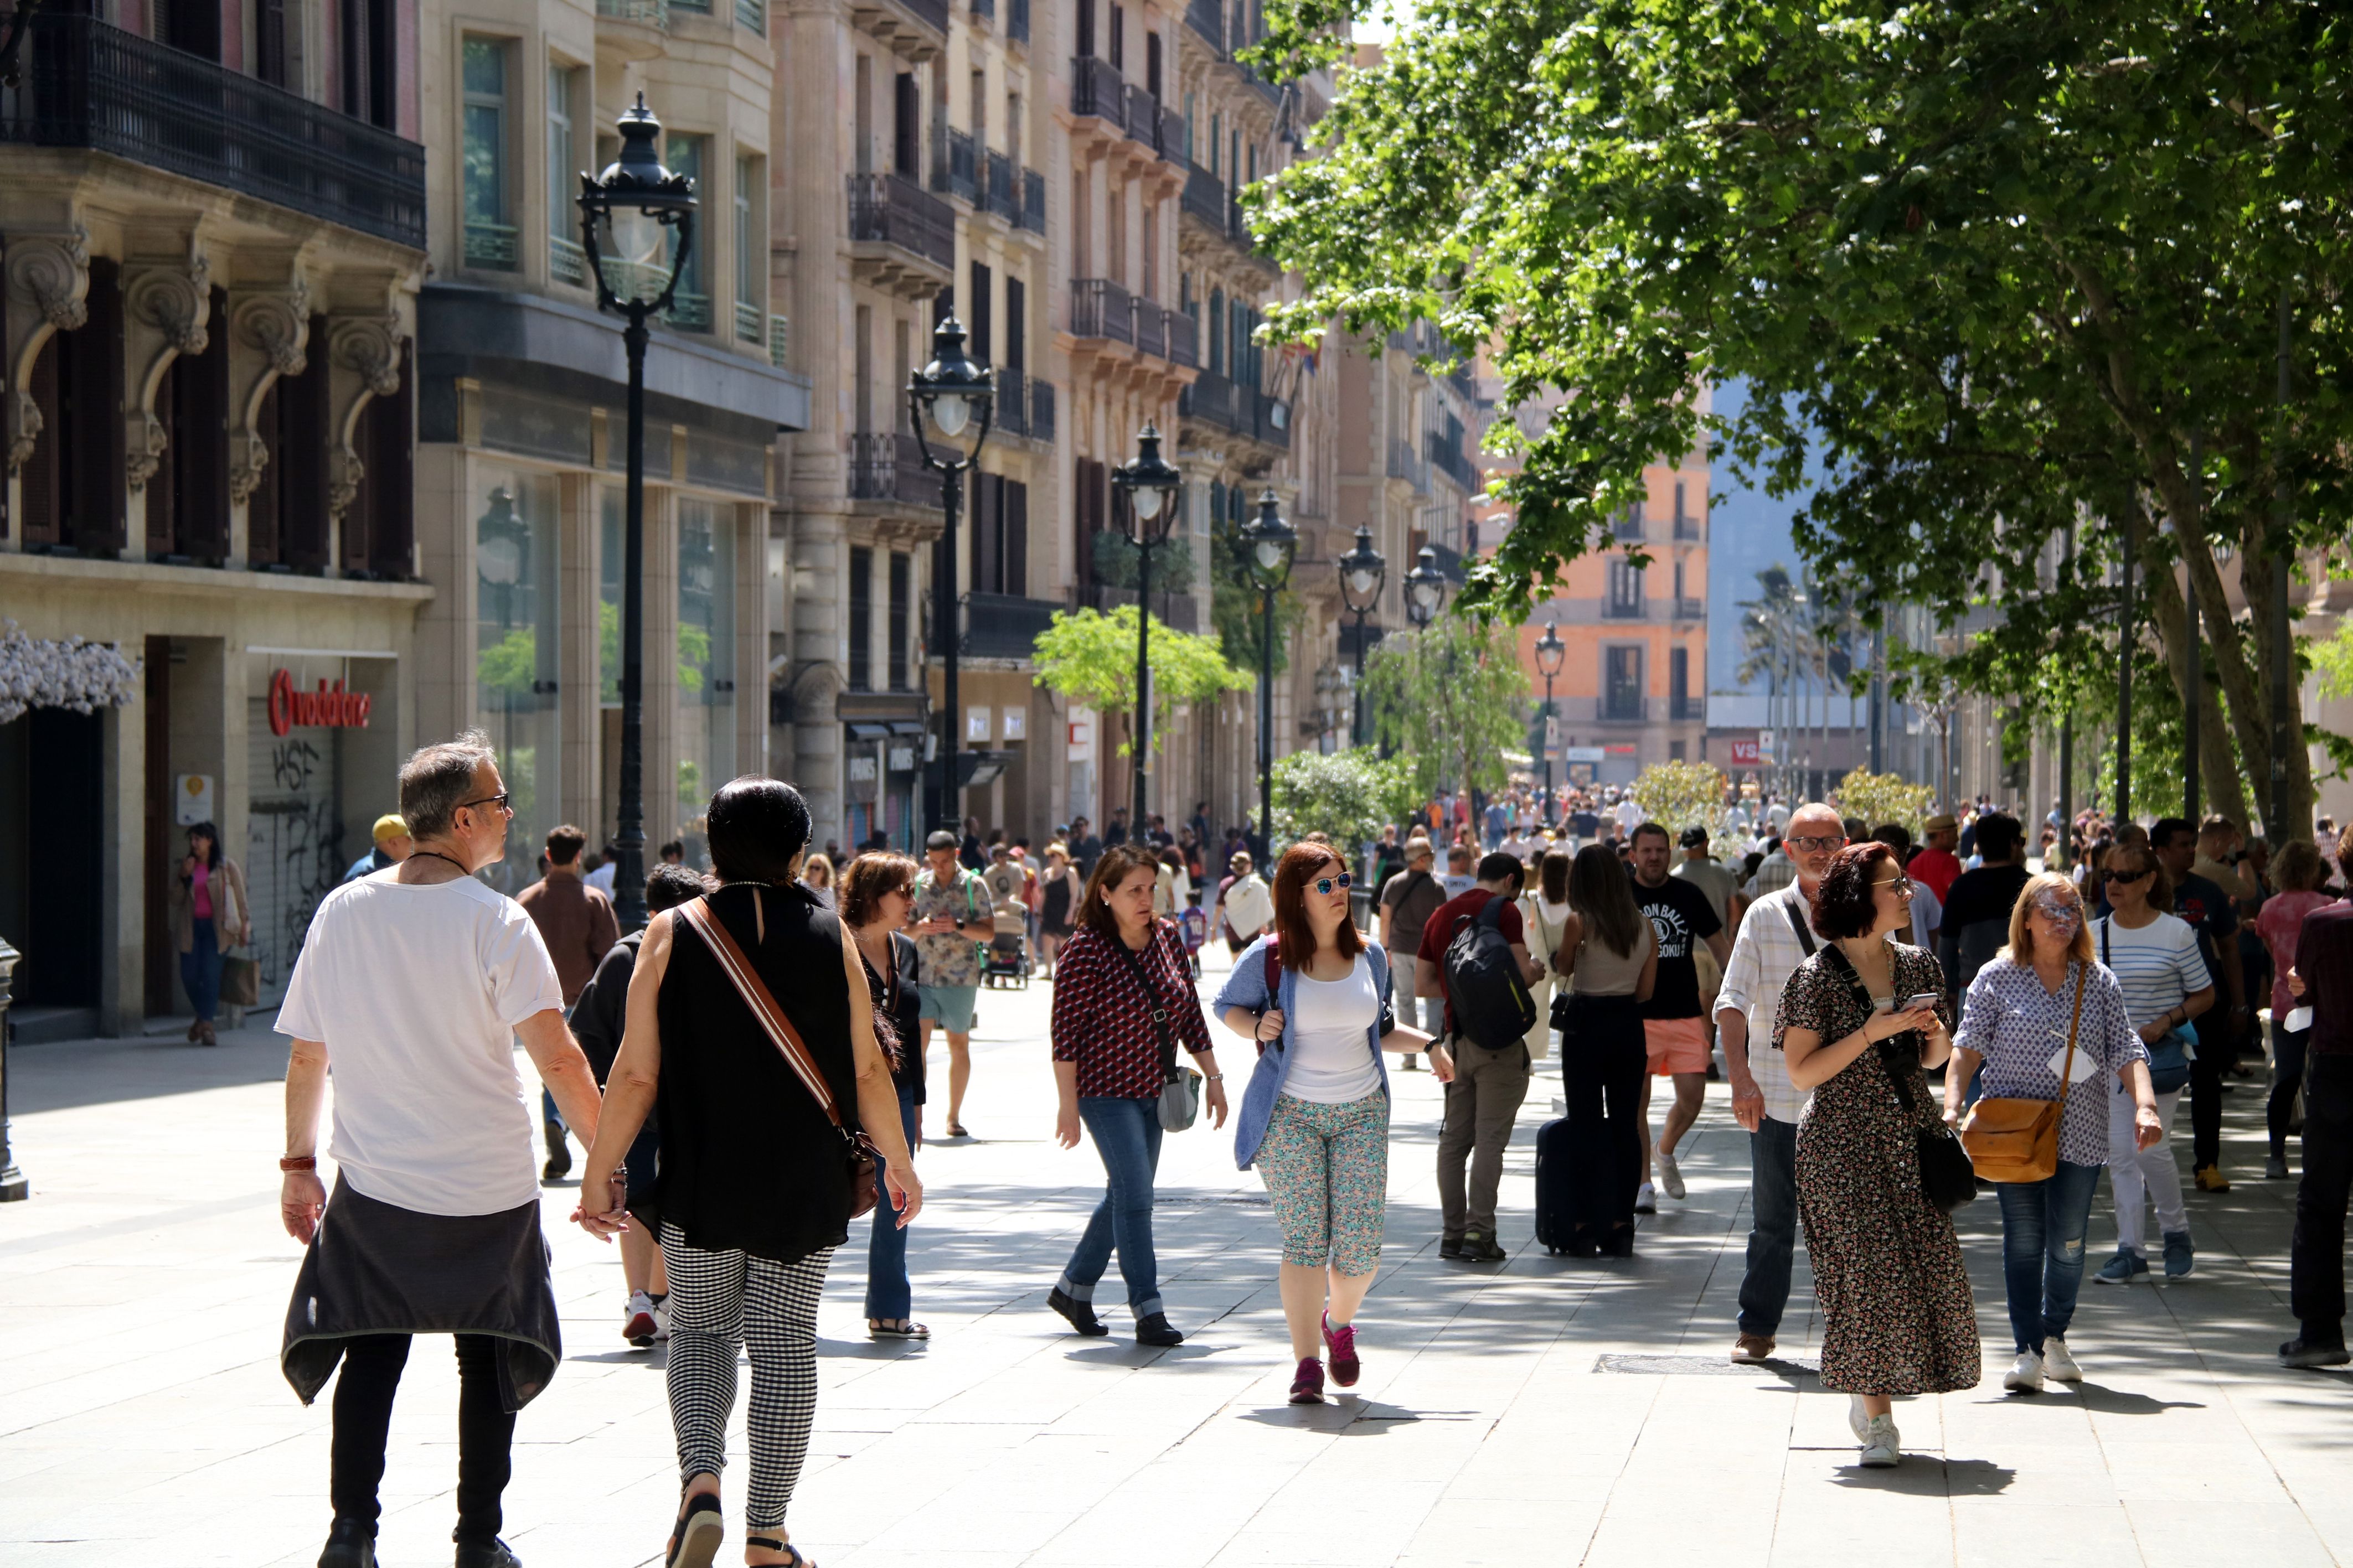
[[982, 929, 1030, 989]]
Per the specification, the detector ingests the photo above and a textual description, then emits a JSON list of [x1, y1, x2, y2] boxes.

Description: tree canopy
[[1030, 604, 1251, 755], [1250, 0, 2353, 836], [1272, 746, 1418, 852], [1360, 614, 1528, 800]]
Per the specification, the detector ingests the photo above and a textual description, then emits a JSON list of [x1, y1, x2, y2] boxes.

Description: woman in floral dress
[[1776, 841, 1981, 1467]]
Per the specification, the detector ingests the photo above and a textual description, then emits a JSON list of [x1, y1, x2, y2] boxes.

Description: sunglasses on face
[[2103, 867, 2151, 885], [1312, 871, 1353, 896], [458, 792, 512, 815], [1867, 876, 1915, 898]]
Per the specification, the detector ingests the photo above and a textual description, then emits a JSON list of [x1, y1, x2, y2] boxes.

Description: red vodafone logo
[[268, 669, 373, 737]]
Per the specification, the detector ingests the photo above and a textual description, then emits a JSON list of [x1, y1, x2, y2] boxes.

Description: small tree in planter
[[1629, 759, 1741, 846], [1272, 747, 1418, 860], [1834, 768, 1936, 840]]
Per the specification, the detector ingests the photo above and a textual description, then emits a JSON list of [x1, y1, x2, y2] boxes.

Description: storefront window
[[676, 498, 735, 853], [475, 469, 561, 893]]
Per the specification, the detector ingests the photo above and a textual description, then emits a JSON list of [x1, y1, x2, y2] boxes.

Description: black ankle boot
[[541, 1118, 571, 1181], [318, 1518, 376, 1568], [1134, 1312, 1185, 1348], [1048, 1286, 1109, 1337], [454, 1535, 522, 1568]]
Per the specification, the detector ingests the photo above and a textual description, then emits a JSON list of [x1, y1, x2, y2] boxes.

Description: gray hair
[[400, 730, 497, 841]]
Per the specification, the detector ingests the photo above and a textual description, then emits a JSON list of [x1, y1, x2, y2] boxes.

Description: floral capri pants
[[1255, 1091, 1390, 1274]]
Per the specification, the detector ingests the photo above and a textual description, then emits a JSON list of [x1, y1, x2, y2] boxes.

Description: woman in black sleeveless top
[[579, 779, 921, 1568]]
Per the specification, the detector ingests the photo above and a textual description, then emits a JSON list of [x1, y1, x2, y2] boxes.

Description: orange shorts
[[1644, 1016, 1710, 1077]]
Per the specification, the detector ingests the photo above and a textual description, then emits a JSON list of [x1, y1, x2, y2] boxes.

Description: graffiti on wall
[[245, 729, 345, 1006]]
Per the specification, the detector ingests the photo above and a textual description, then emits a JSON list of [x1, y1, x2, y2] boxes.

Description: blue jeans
[[1058, 1095, 1164, 1319], [1997, 1159, 2102, 1353], [180, 917, 222, 1022], [866, 1080, 921, 1320], [1737, 1116, 1799, 1337]]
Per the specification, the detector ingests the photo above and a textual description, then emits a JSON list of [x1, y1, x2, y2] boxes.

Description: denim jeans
[[865, 1080, 921, 1320], [1737, 1116, 1799, 1338], [180, 915, 221, 1022], [1997, 1158, 2102, 1353], [1058, 1095, 1164, 1318]]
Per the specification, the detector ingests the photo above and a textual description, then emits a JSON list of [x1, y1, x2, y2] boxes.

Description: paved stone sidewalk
[[2, 956, 2346, 1568]]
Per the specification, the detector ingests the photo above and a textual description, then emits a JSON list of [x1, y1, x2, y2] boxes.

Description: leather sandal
[[665, 1491, 724, 1568], [746, 1535, 811, 1567]]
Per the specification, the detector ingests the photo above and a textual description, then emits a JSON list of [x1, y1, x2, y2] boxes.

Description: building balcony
[[991, 368, 1057, 442], [1008, 0, 1030, 43], [1598, 695, 1649, 723], [848, 431, 942, 511], [961, 592, 1061, 660], [1021, 168, 1046, 232], [2, 11, 426, 249], [1427, 430, 1480, 492], [1125, 84, 1181, 161], [464, 219, 519, 270], [942, 128, 979, 204], [1181, 371, 1289, 451], [1603, 597, 1647, 620], [1183, 163, 1225, 228], [1029, 375, 1056, 441], [550, 234, 590, 287], [984, 149, 1018, 223], [849, 0, 947, 60], [1613, 509, 1646, 542], [1071, 54, 1124, 123], [971, 0, 993, 22], [1669, 694, 1705, 722], [847, 171, 955, 295], [1069, 277, 1135, 345], [1673, 595, 1706, 622], [1184, 0, 1223, 44], [1673, 513, 1703, 541], [1165, 308, 1198, 368], [1385, 437, 1426, 491], [668, 291, 713, 333]]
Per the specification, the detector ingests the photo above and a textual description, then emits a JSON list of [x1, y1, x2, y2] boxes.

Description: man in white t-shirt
[[278, 732, 605, 1568]]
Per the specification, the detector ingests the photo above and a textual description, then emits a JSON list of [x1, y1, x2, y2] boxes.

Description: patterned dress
[[1775, 939, 1982, 1395]]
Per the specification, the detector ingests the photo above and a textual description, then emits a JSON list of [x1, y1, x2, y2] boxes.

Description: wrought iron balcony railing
[[847, 171, 956, 270], [1069, 277, 1134, 344]]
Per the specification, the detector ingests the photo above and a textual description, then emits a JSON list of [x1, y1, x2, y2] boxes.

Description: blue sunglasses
[[1313, 872, 1353, 896]]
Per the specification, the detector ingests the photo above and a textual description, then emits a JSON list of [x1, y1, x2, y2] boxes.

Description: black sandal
[[666, 1492, 724, 1568], [746, 1535, 811, 1567]]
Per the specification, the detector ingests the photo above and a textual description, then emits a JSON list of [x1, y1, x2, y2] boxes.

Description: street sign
[[1563, 746, 1605, 763], [1728, 738, 1761, 767]]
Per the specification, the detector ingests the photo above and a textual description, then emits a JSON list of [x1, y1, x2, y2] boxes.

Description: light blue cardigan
[[1210, 935, 1396, 1170]]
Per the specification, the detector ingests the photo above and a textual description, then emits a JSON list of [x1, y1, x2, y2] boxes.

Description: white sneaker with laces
[[652, 1293, 670, 1343], [1859, 1414, 1901, 1467], [1847, 1393, 1871, 1443], [2003, 1349, 2045, 1393], [1658, 1149, 1686, 1200], [2040, 1337, 2081, 1381], [1633, 1182, 1658, 1214], [623, 1290, 658, 1347]]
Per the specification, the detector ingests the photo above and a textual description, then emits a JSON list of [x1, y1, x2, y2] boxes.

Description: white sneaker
[[2003, 1349, 2045, 1393], [623, 1290, 658, 1347], [1859, 1414, 1901, 1467], [2041, 1338, 2081, 1381], [1634, 1182, 1658, 1214], [1658, 1149, 1686, 1200], [1847, 1393, 1871, 1443], [652, 1293, 670, 1343]]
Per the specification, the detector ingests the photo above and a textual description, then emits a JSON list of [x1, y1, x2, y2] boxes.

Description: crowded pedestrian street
[[3, 948, 2343, 1568]]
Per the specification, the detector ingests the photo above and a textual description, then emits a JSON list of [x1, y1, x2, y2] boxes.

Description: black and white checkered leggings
[[660, 1223, 835, 1532]]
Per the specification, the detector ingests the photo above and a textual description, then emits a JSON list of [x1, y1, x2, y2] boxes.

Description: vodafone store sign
[[268, 669, 374, 737]]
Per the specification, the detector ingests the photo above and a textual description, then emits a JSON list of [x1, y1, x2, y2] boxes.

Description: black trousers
[[1560, 993, 1647, 1231], [2291, 1055, 2353, 1343], [331, 1333, 514, 1543], [2190, 1013, 2228, 1170]]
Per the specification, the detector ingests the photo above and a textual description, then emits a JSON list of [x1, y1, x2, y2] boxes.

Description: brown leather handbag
[[1959, 965, 2084, 1184]]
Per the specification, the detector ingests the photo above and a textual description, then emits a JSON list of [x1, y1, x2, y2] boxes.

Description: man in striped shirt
[[1714, 802, 1848, 1363]]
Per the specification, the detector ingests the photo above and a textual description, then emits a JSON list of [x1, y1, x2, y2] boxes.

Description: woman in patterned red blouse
[[1046, 843, 1229, 1348]]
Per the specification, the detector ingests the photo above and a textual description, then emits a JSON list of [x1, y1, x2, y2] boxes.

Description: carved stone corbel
[[327, 446, 366, 520], [122, 247, 213, 491], [6, 227, 90, 472], [326, 312, 405, 520], [126, 410, 168, 491], [226, 277, 312, 506], [7, 390, 41, 475]]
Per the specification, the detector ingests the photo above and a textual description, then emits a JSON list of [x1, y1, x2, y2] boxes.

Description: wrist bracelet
[[279, 1155, 316, 1172], [1205, 1073, 1224, 1082]]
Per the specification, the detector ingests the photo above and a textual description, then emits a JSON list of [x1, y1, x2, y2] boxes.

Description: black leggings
[[1560, 993, 1648, 1233], [2272, 1025, 2311, 1159], [331, 1333, 514, 1544]]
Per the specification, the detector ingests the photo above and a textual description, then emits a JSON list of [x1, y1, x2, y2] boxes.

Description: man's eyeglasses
[[1788, 835, 1845, 852], [458, 792, 512, 815], [1312, 872, 1353, 896]]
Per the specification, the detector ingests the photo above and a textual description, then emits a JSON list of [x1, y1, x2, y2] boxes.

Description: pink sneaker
[[1322, 1312, 1360, 1388], [1288, 1356, 1325, 1404]]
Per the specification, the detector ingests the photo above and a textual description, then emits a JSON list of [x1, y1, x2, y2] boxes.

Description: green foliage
[[1361, 614, 1526, 801], [1248, 0, 2350, 835], [594, 599, 712, 703], [477, 627, 539, 698], [1031, 604, 1251, 755], [1209, 524, 1303, 676], [1272, 747, 1418, 852], [678, 757, 703, 809], [1629, 760, 1740, 846], [1833, 769, 1936, 840], [1089, 532, 1199, 596]]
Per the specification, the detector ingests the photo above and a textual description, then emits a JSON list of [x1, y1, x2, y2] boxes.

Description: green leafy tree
[[1361, 615, 1526, 801], [1833, 769, 1936, 841], [1031, 604, 1252, 757], [595, 599, 713, 703], [1248, 0, 2353, 835], [1272, 747, 1418, 853], [1209, 523, 1303, 677], [1629, 760, 1740, 846]]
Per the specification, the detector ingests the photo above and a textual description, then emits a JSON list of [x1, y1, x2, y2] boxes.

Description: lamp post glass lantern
[[1535, 617, 1565, 825], [1241, 490, 1296, 854], [1111, 423, 1182, 832], [1337, 522, 1385, 747], [578, 91, 696, 933], [907, 315, 994, 832], [1404, 543, 1446, 628]]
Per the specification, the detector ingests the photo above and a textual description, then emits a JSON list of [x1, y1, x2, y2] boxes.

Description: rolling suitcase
[[1534, 1115, 1577, 1255]]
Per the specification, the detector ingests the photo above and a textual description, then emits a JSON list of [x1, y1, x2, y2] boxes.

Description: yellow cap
[[371, 813, 410, 843]]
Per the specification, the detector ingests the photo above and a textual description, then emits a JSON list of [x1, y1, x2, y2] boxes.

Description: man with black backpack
[[1418, 852, 1546, 1260]]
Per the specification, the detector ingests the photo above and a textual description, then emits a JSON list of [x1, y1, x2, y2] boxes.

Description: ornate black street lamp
[[1337, 522, 1385, 747], [580, 93, 696, 932], [1535, 615, 1565, 826], [1241, 490, 1296, 854], [907, 315, 994, 831], [1403, 542, 1446, 628], [1111, 423, 1182, 832]]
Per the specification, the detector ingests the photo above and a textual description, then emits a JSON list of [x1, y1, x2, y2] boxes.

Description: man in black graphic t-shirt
[[1630, 824, 1728, 1207]]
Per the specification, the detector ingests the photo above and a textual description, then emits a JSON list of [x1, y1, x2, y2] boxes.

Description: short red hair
[[1270, 841, 1365, 969]]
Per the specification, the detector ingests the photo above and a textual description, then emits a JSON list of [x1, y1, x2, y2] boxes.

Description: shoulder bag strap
[[2060, 962, 2086, 1095], [1825, 940, 1925, 1121], [1109, 923, 1179, 1076], [1782, 893, 1817, 957], [677, 896, 848, 1132]]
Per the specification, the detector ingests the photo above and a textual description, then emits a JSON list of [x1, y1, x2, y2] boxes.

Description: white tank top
[[1283, 955, 1385, 1104]]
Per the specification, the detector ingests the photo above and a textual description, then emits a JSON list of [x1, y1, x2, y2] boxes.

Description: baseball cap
[[1678, 825, 1709, 848], [371, 813, 409, 844]]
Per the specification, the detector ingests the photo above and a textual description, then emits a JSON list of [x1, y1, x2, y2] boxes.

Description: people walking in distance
[[842, 851, 930, 1340], [277, 733, 602, 1568], [2084, 842, 2216, 1285], [912, 830, 991, 1139], [342, 813, 414, 883], [1418, 851, 1545, 1259], [1046, 843, 1229, 1348], [169, 820, 249, 1047], [1715, 804, 1848, 1360], [517, 824, 621, 1183], [1948, 874, 2157, 1392], [1774, 842, 1978, 1467], [1672, 824, 1744, 934], [1214, 844, 1444, 1403], [1517, 847, 1575, 1064], [2279, 842, 2353, 1368], [1629, 822, 1730, 1210], [2152, 816, 2244, 1193], [1379, 836, 1448, 1072], [576, 778, 920, 1568], [1217, 849, 1276, 958], [585, 840, 622, 898], [1549, 845, 1659, 1256], [1037, 845, 1082, 977], [799, 852, 837, 909], [1940, 813, 2031, 997], [1871, 824, 1944, 954], [2257, 841, 2335, 1180], [571, 862, 709, 1347]]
